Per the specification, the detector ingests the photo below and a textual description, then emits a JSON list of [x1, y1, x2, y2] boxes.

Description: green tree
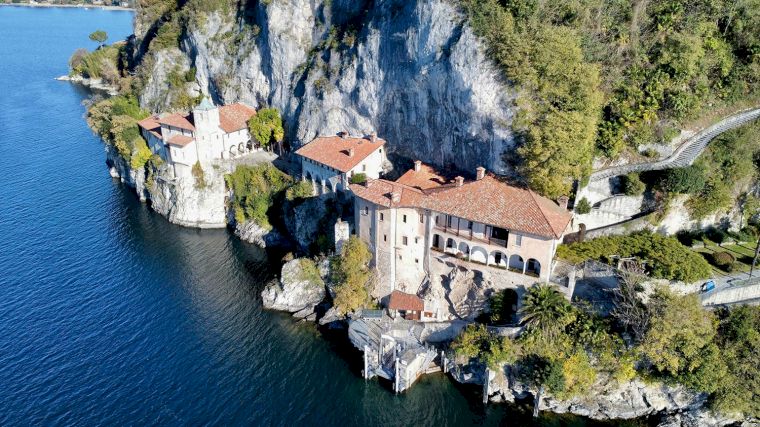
[[575, 197, 591, 214], [330, 236, 373, 314], [519, 285, 575, 337], [639, 290, 723, 391], [89, 30, 108, 47], [248, 108, 284, 152]]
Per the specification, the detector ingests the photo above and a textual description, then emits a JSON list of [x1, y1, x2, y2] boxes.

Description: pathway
[[590, 107, 760, 182]]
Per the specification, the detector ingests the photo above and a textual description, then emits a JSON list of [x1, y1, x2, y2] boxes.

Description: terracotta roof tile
[[295, 134, 386, 173], [137, 115, 162, 139], [351, 165, 573, 239], [388, 290, 424, 311], [396, 164, 449, 190], [157, 113, 195, 131], [219, 103, 256, 133], [167, 134, 194, 147]]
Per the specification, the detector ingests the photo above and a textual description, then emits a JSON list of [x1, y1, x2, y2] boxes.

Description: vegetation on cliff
[[248, 108, 284, 151], [454, 285, 760, 417], [461, 0, 760, 197], [556, 231, 712, 282], [86, 95, 151, 168], [224, 164, 293, 228]]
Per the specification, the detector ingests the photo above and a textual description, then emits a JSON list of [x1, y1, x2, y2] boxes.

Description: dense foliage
[[455, 285, 760, 416], [247, 108, 284, 150], [88, 30, 108, 47], [556, 231, 712, 282], [224, 164, 293, 228], [330, 236, 373, 314], [86, 95, 151, 167], [460, 0, 760, 197], [69, 44, 124, 86]]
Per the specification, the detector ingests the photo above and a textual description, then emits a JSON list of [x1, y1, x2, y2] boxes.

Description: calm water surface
[[0, 6, 632, 426]]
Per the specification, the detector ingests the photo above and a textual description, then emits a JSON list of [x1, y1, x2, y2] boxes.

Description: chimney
[[391, 191, 401, 203], [370, 132, 377, 143], [476, 166, 485, 180], [414, 160, 422, 172], [557, 195, 569, 210], [348, 148, 355, 157], [455, 176, 464, 187]]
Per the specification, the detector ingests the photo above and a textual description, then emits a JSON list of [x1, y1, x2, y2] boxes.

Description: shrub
[[191, 161, 207, 189], [575, 197, 591, 214], [285, 180, 314, 201], [622, 173, 645, 196], [556, 231, 712, 282], [712, 251, 735, 269], [705, 227, 728, 246], [295, 258, 324, 285], [661, 166, 706, 194], [349, 173, 367, 184], [130, 138, 153, 169]]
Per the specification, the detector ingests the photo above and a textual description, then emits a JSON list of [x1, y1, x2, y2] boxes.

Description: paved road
[[590, 107, 760, 182]]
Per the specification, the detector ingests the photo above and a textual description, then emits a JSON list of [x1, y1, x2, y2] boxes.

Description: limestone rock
[[261, 259, 326, 314], [134, 0, 517, 174], [234, 220, 289, 248]]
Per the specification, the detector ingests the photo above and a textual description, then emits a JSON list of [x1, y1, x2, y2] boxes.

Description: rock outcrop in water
[[447, 362, 738, 427], [261, 258, 329, 319], [133, 0, 517, 174]]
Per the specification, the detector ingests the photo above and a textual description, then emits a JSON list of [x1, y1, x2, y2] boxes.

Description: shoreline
[[0, 3, 133, 11]]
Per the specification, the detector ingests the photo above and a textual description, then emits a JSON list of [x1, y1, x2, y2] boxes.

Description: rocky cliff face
[[135, 0, 516, 174], [105, 145, 228, 228]]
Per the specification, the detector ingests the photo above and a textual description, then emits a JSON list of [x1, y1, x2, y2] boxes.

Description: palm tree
[[519, 285, 574, 335]]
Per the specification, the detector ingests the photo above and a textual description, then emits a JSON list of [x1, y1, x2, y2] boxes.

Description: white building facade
[[295, 132, 387, 194], [137, 97, 258, 178]]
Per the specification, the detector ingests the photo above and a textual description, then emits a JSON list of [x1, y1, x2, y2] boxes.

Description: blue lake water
[[0, 6, 633, 426]]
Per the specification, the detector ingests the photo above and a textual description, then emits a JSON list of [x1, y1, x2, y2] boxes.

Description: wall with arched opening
[[470, 246, 488, 264], [509, 254, 524, 271], [489, 250, 508, 268]]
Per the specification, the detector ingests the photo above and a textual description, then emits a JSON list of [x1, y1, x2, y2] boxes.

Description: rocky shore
[[56, 75, 119, 96]]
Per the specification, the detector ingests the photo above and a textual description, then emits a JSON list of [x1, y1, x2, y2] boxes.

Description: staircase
[[590, 107, 760, 182]]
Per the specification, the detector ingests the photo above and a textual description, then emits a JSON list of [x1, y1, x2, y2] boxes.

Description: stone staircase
[[590, 107, 760, 182]]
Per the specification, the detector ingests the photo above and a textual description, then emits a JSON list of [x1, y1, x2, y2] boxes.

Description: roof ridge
[[527, 189, 563, 238]]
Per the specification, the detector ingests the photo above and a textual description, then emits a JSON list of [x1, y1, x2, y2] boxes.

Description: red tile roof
[[295, 134, 386, 173], [350, 165, 573, 239], [388, 290, 424, 312], [167, 134, 194, 147], [157, 113, 195, 131], [396, 164, 449, 190], [219, 103, 256, 133], [137, 115, 162, 139]]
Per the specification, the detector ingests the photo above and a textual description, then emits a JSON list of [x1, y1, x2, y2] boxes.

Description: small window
[[446, 216, 453, 228], [379, 149, 383, 153], [515, 234, 522, 247], [383, 234, 387, 242], [414, 237, 419, 244], [403, 215, 407, 223], [380, 213, 384, 221], [415, 258, 419, 264], [420, 213, 424, 223], [362, 206, 369, 216], [403, 236, 408, 245], [362, 164, 367, 172], [468, 221, 473, 230], [398, 255, 402, 260]]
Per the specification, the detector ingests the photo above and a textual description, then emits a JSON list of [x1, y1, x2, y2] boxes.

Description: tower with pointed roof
[[192, 95, 220, 136]]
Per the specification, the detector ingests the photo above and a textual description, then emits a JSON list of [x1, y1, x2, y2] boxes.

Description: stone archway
[[526, 258, 541, 277], [509, 254, 524, 272], [458, 241, 470, 257], [470, 246, 488, 264], [445, 238, 457, 254], [489, 250, 508, 268]]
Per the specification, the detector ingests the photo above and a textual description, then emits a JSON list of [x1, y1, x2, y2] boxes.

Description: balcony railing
[[433, 225, 507, 248]]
